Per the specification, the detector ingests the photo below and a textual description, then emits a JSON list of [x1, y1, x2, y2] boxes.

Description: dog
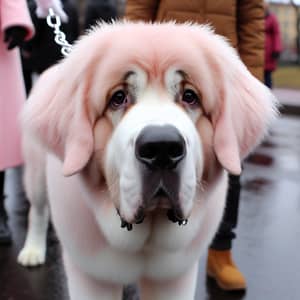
[[17, 22, 277, 300]]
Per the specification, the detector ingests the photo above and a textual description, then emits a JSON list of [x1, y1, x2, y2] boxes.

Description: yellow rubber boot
[[207, 249, 246, 291]]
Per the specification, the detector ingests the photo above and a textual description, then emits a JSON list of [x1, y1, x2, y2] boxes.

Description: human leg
[[207, 174, 246, 291], [264, 70, 273, 89], [0, 170, 12, 245]]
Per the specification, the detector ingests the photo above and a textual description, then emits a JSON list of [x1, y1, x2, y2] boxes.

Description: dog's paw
[[17, 245, 46, 267]]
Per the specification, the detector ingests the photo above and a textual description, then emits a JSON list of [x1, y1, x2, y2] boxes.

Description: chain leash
[[46, 8, 73, 57]]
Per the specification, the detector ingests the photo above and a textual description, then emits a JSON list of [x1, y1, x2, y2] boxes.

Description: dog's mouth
[[117, 204, 188, 232], [118, 172, 188, 231]]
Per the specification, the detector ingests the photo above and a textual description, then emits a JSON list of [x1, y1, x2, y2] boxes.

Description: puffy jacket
[[125, 0, 264, 81]]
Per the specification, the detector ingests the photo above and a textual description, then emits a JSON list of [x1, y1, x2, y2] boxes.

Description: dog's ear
[[207, 37, 278, 175], [23, 64, 94, 177], [22, 25, 114, 177]]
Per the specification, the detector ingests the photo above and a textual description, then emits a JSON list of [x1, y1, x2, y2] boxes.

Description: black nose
[[135, 125, 186, 170]]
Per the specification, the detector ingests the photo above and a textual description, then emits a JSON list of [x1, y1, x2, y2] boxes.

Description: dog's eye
[[109, 90, 128, 110], [181, 89, 200, 106]]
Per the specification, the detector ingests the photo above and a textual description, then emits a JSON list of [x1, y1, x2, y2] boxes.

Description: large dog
[[18, 22, 277, 299]]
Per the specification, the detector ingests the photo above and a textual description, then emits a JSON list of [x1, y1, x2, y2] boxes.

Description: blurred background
[[263, 0, 300, 89], [74, 0, 300, 89], [0, 1, 300, 300]]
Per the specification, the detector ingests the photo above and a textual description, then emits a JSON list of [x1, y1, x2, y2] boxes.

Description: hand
[[4, 26, 27, 50], [272, 51, 280, 60], [35, 0, 68, 22]]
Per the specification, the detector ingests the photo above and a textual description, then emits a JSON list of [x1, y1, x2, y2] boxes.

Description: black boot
[[0, 171, 12, 245]]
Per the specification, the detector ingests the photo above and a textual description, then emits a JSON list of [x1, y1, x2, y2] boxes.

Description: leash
[[46, 8, 73, 57]]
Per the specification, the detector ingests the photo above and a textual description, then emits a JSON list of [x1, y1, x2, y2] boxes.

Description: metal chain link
[[46, 8, 73, 57]]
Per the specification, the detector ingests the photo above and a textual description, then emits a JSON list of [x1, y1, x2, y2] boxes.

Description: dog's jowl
[[18, 22, 278, 300]]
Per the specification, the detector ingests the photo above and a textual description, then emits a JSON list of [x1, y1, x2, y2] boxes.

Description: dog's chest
[[83, 211, 204, 283], [144, 211, 203, 250], [78, 226, 201, 284]]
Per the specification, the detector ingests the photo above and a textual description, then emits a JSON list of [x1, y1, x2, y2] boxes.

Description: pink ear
[[212, 66, 278, 175], [22, 64, 94, 177], [62, 143, 92, 177], [62, 109, 94, 177], [22, 24, 114, 177], [214, 103, 242, 175], [189, 26, 278, 175]]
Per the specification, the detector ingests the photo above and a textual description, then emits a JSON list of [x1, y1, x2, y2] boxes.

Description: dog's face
[[103, 67, 204, 226], [24, 23, 277, 230]]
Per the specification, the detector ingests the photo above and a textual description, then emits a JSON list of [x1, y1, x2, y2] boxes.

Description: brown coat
[[125, 0, 264, 81]]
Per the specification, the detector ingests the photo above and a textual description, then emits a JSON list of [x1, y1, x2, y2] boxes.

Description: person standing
[[125, 0, 265, 291], [0, 0, 34, 244], [0, 0, 68, 244], [264, 1, 282, 88]]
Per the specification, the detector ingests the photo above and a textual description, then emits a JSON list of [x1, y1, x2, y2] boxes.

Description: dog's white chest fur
[[47, 154, 227, 284]]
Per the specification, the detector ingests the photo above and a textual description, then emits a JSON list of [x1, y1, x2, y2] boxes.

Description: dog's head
[[23, 22, 277, 229]]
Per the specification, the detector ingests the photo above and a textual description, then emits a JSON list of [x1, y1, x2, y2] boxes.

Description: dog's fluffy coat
[[18, 22, 277, 300]]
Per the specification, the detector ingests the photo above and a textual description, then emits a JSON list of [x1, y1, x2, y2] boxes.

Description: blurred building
[[269, 1, 299, 62]]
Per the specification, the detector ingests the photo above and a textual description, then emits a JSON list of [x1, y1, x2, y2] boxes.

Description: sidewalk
[[273, 88, 300, 115]]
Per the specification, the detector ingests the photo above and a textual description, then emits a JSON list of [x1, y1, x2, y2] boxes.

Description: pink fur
[[23, 22, 277, 175], [19, 22, 278, 300]]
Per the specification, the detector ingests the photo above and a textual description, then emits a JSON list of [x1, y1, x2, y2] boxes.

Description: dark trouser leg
[[0, 170, 12, 245], [210, 174, 241, 250], [0, 171, 5, 213], [264, 70, 273, 89]]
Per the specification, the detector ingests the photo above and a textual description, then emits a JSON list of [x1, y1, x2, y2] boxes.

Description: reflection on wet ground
[[243, 177, 273, 193], [1, 115, 300, 300], [246, 153, 274, 167]]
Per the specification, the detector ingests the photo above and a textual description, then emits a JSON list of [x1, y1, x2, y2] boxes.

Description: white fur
[[18, 22, 277, 300]]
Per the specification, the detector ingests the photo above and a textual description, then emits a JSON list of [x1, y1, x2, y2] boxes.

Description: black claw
[[126, 223, 133, 231], [121, 219, 127, 228], [135, 209, 145, 224], [120, 217, 133, 231], [167, 210, 188, 226], [167, 209, 178, 223], [178, 219, 188, 226]]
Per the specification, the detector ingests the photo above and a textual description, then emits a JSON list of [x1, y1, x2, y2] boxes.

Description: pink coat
[[265, 12, 282, 71], [0, 0, 34, 170]]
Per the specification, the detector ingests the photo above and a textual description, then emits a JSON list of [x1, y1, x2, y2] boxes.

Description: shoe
[[0, 215, 12, 245], [207, 249, 246, 291]]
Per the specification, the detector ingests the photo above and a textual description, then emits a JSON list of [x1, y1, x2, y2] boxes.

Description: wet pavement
[[274, 88, 300, 115], [1, 99, 300, 299]]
